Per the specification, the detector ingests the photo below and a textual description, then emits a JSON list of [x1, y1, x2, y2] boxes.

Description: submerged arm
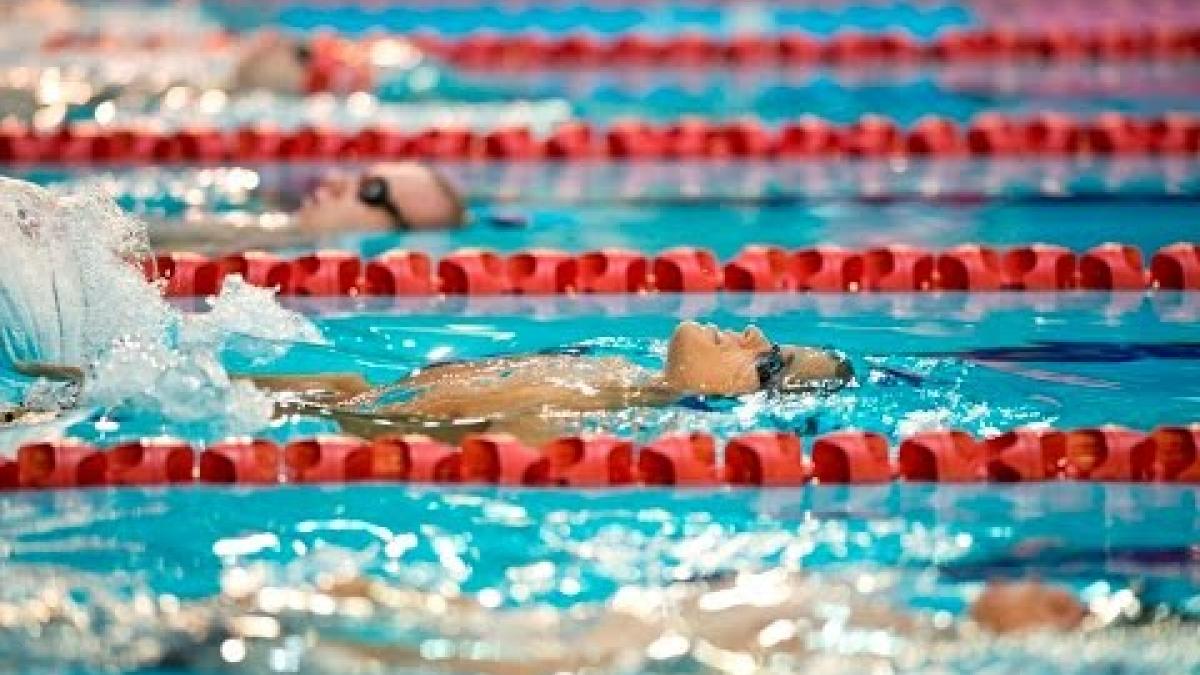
[[13, 361, 84, 383], [239, 372, 373, 402]]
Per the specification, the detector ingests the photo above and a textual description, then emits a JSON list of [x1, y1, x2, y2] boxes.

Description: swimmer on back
[[246, 320, 855, 444], [9, 321, 853, 445], [146, 161, 467, 252]]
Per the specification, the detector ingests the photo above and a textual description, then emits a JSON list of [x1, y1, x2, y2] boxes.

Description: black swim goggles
[[756, 343, 788, 391], [756, 345, 855, 393], [357, 175, 409, 230], [293, 41, 313, 65]]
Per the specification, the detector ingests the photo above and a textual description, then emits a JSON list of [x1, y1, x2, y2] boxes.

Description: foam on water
[[0, 177, 323, 450]]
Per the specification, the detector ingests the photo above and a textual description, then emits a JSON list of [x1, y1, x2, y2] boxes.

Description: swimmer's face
[[295, 162, 465, 233], [663, 321, 851, 395], [232, 33, 308, 95]]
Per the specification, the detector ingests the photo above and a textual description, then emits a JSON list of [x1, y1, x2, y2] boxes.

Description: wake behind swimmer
[[0, 176, 324, 451]]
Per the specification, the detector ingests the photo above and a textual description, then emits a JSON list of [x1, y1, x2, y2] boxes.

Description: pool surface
[[1, 1, 1198, 672]]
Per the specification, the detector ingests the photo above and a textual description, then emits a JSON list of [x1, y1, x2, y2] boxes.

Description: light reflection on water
[[0, 484, 1198, 672]]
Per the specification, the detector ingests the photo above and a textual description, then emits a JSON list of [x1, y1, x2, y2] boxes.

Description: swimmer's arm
[[13, 361, 84, 383], [309, 405, 565, 445], [238, 372, 373, 401], [336, 356, 566, 408], [146, 217, 322, 255]]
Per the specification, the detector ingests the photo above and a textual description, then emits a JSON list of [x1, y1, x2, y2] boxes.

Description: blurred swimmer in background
[[147, 161, 467, 252]]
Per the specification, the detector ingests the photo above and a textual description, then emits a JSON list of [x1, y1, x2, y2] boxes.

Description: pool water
[[2, 483, 1199, 672], [20, 292, 1190, 448], [2, 1, 1199, 672], [15, 159, 1200, 258]]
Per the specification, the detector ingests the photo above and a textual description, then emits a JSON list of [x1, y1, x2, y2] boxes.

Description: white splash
[[0, 177, 323, 447]]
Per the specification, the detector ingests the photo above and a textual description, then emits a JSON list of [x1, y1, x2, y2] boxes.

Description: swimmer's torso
[[353, 355, 674, 419]]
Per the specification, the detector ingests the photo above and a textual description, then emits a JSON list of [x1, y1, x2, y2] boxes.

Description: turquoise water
[[3, 483, 1198, 610], [2, 3, 1199, 672], [6, 292, 1191, 448], [14, 160, 1200, 258], [1, 483, 1199, 672], [213, 2, 977, 38], [544, 70, 1200, 123]]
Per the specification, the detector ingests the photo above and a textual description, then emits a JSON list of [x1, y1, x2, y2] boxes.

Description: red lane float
[[1136, 425, 1200, 482], [483, 127, 541, 161], [862, 246, 935, 292], [220, 251, 293, 293], [575, 249, 650, 293], [542, 435, 635, 486], [460, 433, 548, 485], [981, 429, 1065, 481], [907, 116, 965, 156], [4, 440, 106, 489], [844, 115, 902, 156], [438, 249, 512, 295], [898, 431, 985, 481], [793, 246, 862, 292], [723, 245, 797, 292], [1001, 245, 1077, 290], [139, 243, 1187, 296], [638, 433, 719, 486], [372, 435, 461, 483], [934, 245, 1005, 291], [777, 117, 842, 157], [1024, 113, 1085, 155], [1045, 426, 1147, 481], [199, 438, 281, 484], [1151, 242, 1200, 290], [724, 432, 808, 486], [544, 121, 598, 159], [291, 250, 362, 296], [652, 247, 723, 292], [146, 252, 220, 297], [362, 250, 435, 295], [966, 114, 1026, 154], [12, 114, 1200, 166], [1078, 243, 1147, 290], [811, 431, 892, 483], [508, 249, 576, 294], [7, 425, 1200, 490], [106, 438, 195, 486], [284, 435, 372, 482]]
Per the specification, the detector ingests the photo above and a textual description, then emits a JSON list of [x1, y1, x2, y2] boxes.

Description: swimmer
[[146, 161, 467, 252], [246, 320, 854, 444], [6, 27, 534, 119], [10, 321, 852, 444], [3, 563, 1127, 673]]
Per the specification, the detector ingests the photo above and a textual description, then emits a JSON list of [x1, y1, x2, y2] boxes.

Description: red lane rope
[[145, 243, 1200, 297], [420, 28, 1200, 68], [41, 27, 1200, 66], [4, 114, 1197, 164], [3, 425, 1196, 490]]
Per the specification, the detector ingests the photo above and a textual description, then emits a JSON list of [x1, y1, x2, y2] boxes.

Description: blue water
[[469, 66, 1200, 123], [13, 160, 1200, 258], [208, 2, 977, 38], [12, 293, 1189, 449], [2, 3, 1199, 672], [3, 484, 1198, 612]]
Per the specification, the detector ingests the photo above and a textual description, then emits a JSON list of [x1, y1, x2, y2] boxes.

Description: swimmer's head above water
[[230, 32, 322, 95], [294, 162, 467, 233], [663, 321, 853, 396]]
